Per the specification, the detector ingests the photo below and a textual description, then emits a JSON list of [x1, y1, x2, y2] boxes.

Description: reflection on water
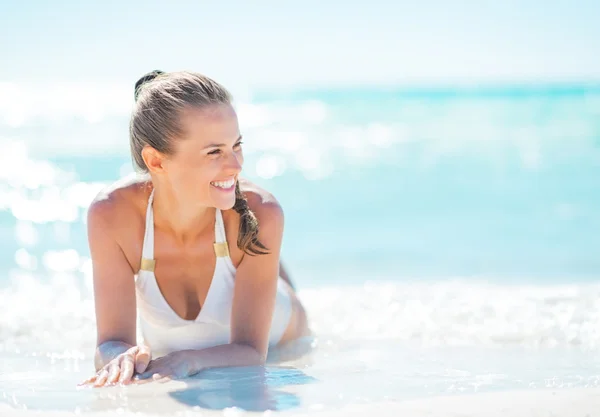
[[170, 367, 317, 412], [2, 341, 600, 414], [0, 360, 317, 414]]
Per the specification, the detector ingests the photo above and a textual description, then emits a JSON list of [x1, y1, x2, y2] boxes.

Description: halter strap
[[140, 189, 156, 272], [139, 189, 230, 273], [213, 208, 230, 257]]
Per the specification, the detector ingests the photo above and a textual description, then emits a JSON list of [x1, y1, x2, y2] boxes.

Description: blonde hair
[[130, 70, 268, 255]]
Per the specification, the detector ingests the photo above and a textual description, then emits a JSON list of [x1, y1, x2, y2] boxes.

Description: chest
[[135, 223, 243, 321]]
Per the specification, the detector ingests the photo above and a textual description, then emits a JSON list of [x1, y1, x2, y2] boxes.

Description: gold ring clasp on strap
[[213, 242, 229, 258], [140, 258, 156, 272]]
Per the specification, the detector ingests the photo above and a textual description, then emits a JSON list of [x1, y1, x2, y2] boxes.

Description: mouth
[[210, 177, 236, 192]]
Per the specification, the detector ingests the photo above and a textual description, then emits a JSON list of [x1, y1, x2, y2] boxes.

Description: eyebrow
[[202, 135, 243, 150]]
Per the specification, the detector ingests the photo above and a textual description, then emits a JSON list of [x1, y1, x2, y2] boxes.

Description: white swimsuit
[[134, 189, 292, 358]]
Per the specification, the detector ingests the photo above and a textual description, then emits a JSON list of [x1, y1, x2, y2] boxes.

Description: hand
[[80, 345, 151, 387], [134, 350, 197, 384]]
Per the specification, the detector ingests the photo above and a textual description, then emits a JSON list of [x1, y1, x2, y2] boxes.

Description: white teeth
[[211, 178, 235, 189]]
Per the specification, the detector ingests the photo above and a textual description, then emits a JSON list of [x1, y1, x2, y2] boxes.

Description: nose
[[225, 151, 242, 174]]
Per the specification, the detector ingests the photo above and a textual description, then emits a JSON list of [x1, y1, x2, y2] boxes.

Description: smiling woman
[[81, 70, 310, 387]]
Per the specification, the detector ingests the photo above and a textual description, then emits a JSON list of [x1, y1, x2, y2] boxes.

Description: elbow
[[251, 346, 268, 365], [256, 351, 267, 365], [237, 343, 267, 365]]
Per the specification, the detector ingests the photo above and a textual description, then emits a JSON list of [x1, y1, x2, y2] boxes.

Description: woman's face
[[161, 104, 243, 211]]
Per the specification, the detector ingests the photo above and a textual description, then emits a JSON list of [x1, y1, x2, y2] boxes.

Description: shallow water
[[2, 338, 600, 415], [1, 83, 600, 414], [2, 282, 600, 414]]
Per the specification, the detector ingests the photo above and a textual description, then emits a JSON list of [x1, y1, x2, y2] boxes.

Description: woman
[[82, 70, 310, 387]]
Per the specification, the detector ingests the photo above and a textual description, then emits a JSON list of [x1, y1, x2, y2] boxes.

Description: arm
[[229, 199, 284, 361], [137, 200, 284, 379], [87, 197, 150, 380]]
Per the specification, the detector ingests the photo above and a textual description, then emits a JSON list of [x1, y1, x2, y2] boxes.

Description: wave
[[2, 278, 600, 356]]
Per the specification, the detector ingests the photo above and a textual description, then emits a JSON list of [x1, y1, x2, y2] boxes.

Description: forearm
[[94, 340, 134, 371], [186, 343, 265, 375]]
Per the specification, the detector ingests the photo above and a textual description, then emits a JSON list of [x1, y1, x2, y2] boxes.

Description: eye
[[233, 141, 243, 149], [207, 149, 222, 156]]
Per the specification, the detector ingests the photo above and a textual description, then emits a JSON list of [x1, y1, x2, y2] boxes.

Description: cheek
[[169, 163, 207, 190], [188, 163, 220, 192], [188, 169, 214, 190]]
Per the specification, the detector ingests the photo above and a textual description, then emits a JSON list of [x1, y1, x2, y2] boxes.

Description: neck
[[150, 186, 215, 243]]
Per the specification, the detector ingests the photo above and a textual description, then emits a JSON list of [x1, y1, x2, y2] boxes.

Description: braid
[[233, 182, 269, 256]]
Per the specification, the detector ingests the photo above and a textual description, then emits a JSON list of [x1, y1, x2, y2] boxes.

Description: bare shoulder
[[238, 178, 284, 226], [87, 173, 150, 232]]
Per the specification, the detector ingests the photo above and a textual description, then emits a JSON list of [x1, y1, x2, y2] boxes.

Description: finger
[[132, 374, 155, 385], [106, 362, 121, 385], [156, 375, 172, 384], [78, 375, 97, 387], [81, 374, 98, 384], [119, 354, 135, 384], [135, 368, 157, 380], [151, 373, 173, 384], [135, 346, 152, 374], [94, 369, 109, 387], [133, 362, 164, 382]]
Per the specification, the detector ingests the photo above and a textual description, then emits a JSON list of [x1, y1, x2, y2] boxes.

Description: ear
[[141, 146, 166, 174]]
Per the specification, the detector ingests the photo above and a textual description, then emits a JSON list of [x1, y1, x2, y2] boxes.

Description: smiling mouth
[[210, 178, 236, 191]]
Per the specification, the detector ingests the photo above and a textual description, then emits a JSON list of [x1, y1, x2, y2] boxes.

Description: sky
[[1, 0, 599, 90]]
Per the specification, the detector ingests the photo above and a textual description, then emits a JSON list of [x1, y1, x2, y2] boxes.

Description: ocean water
[[1, 82, 600, 415]]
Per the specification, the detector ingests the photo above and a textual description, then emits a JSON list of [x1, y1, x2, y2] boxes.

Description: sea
[[1, 81, 600, 416]]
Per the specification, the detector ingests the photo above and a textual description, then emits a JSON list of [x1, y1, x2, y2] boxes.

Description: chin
[[213, 196, 236, 211]]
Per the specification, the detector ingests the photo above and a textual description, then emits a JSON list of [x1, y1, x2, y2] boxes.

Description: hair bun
[[134, 70, 165, 101]]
